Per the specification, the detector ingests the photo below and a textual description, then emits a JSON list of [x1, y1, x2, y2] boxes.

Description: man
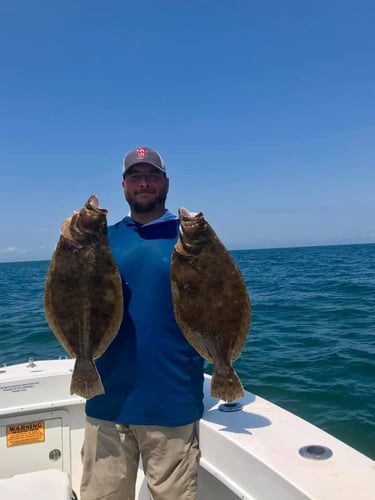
[[80, 146, 205, 500]]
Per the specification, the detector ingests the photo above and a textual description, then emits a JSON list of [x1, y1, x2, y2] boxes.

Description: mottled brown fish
[[44, 195, 123, 399], [171, 208, 251, 403]]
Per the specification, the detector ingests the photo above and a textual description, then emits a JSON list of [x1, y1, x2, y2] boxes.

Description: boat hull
[[0, 359, 373, 499]]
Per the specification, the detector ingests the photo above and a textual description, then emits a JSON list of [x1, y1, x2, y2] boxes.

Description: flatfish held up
[[171, 208, 251, 403], [44, 195, 123, 399]]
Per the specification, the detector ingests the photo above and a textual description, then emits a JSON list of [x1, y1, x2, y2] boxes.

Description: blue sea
[[0, 244, 374, 460]]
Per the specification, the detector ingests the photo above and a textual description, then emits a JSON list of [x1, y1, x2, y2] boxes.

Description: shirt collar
[[125, 209, 178, 227]]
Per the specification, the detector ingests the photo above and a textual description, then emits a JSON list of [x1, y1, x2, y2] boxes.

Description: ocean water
[[0, 244, 374, 460]]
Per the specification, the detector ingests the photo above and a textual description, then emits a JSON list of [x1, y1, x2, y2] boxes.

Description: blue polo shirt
[[85, 212, 204, 426]]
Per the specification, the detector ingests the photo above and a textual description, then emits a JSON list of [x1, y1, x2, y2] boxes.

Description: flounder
[[171, 208, 251, 403], [44, 195, 123, 399]]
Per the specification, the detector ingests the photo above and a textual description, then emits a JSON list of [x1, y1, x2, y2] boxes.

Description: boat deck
[[0, 359, 374, 499]]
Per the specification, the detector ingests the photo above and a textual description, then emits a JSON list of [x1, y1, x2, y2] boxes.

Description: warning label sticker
[[6, 420, 45, 447]]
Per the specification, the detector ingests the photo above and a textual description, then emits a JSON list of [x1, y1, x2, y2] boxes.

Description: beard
[[125, 189, 168, 214]]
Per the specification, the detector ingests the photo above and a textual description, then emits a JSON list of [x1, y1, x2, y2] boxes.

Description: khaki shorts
[[80, 416, 200, 500]]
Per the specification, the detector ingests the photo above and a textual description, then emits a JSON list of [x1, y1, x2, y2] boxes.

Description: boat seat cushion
[[0, 469, 72, 500]]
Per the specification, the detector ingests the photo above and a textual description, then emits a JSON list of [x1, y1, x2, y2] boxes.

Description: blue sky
[[1, 0, 374, 262]]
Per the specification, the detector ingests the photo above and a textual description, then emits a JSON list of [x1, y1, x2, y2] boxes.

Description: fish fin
[[70, 358, 105, 399], [210, 366, 244, 403]]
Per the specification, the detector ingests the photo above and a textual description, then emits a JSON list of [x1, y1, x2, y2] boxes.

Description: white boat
[[0, 358, 373, 499]]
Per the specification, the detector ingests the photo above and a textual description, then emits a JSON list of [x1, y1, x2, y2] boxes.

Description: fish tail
[[70, 358, 105, 399], [211, 366, 244, 403]]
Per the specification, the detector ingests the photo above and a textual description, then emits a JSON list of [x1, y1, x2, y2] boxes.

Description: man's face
[[122, 164, 169, 214]]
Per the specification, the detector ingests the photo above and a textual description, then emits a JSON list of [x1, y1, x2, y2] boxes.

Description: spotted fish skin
[[44, 195, 123, 399], [171, 208, 251, 403]]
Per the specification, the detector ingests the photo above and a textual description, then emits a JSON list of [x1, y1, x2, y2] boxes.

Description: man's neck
[[130, 207, 166, 225]]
